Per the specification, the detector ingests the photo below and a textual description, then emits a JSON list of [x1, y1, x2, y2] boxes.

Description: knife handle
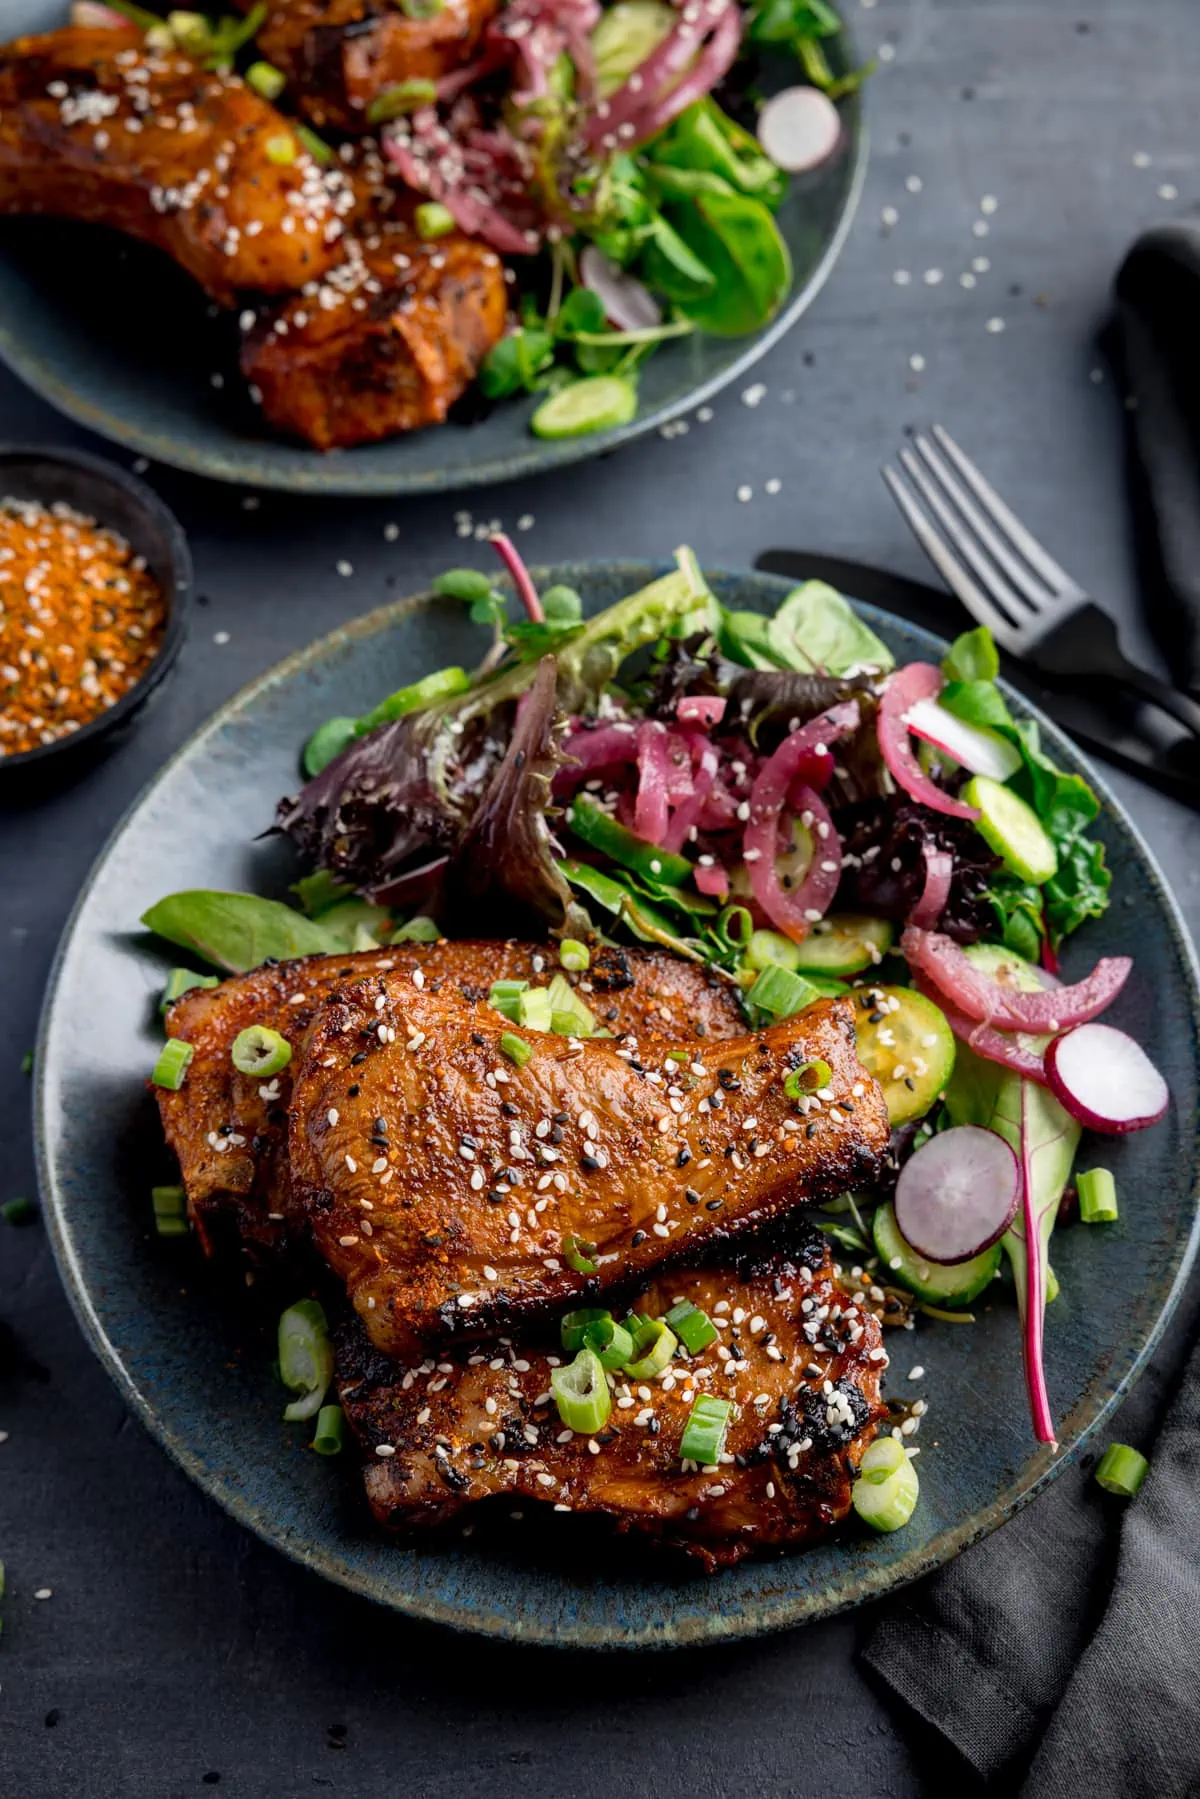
[[1034, 606, 1200, 738]]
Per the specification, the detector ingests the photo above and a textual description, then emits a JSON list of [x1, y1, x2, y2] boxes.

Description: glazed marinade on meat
[[155, 941, 750, 1261], [0, 27, 354, 303], [289, 979, 890, 1357], [337, 1231, 889, 1570], [242, 0, 502, 133], [241, 224, 507, 449]]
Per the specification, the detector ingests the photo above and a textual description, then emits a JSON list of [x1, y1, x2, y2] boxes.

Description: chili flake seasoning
[[0, 497, 166, 756]]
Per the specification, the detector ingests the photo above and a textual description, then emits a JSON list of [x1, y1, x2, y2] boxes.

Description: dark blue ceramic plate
[[35, 564, 1200, 1647], [0, 3, 865, 496]]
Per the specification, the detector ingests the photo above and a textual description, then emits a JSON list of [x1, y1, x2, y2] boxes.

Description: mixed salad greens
[[94, 0, 864, 437], [144, 543, 1169, 1451]]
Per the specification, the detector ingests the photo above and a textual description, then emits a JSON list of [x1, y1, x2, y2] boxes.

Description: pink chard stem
[[489, 532, 544, 623], [1020, 1099, 1058, 1447]]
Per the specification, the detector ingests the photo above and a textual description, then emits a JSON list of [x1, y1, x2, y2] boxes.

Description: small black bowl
[[0, 443, 192, 787]]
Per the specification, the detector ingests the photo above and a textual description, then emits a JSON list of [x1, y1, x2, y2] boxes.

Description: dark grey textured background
[[2, 1, 1199, 1792]]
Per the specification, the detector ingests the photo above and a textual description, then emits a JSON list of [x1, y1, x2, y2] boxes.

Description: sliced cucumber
[[745, 928, 803, 973], [872, 1201, 1001, 1306], [531, 376, 638, 440], [794, 913, 894, 977], [567, 796, 693, 886], [591, 0, 675, 93], [852, 984, 955, 1125], [963, 774, 1057, 884], [963, 940, 1043, 990]]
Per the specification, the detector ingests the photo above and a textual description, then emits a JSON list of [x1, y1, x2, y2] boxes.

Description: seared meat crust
[[241, 224, 507, 449], [0, 27, 353, 303], [338, 1231, 888, 1569], [290, 983, 889, 1357], [245, 0, 502, 132], [156, 941, 748, 1261]]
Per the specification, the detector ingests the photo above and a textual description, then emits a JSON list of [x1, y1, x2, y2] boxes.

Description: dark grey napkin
[[864, 223, 1200, 1795], [1114, 222, 1200, 697], [863, 1272, 1200, 1794]]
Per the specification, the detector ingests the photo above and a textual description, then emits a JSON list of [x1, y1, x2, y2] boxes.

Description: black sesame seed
[[631, 1229, 646, 1246], [806, 1122, 818, 1138], [869, 1010, 884, 1024], [685, 1187, 702, 1205], [351, 1051, 368, 1065], [676, 1147, 691, 1167], [709, 1090, 724, 1110], [706, 1198, 723, 1211], [501, 1101, 518, 1117], [905, 1077, 916, 1090], [648, 1416, 661, 1435], [486, 1189, 505, 1205], [374, 1116, 388, 1135], [470, 1032, 486, 1047], [581, 1154, 602, 1172], [347, 1084, 360, 1098], [553, 1111, 570, 1125]]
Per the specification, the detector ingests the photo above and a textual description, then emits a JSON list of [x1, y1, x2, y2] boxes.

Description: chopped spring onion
[[151, 1038, 194, 1090], [499, 1032, 533, 1068], [582, 1317, 635, 1371], [1, 1196, 35, 1227], [664, 1300, 718, 1355], [1078, 1168, 1118, 1225], [391, 915, 442, 943], [265, 132, 297, 166], [561, 1307, 612, 1354], [624, 1318, 677, 1379], [312, 1404, 346, 1456], [365, 78, 436, 125], [546, 972, 597, 1037], [551, 1347, 611, 1434], [784, 1058, 832, 1101], [680, 1394, 732, 1464], [160, 967, 219, 1013], [231, 1025, 293, 1078], [278, 1298, 334, 1422], [852, 1437, 920, 1532], [296, 124, 334, 165], [415, 201, 456, 239], [716, 905, 753, 953], [151, 1185, 187, 1237], [746, 964, 821, 1022], [489, 979, 529, 1022], [562, 1234, 598, 1275], [559, 939, 590, 972], [20, 1051, 32, 1075], [245, 59, 286, 100], [517, 986, 554, 1032], [1095, 1442, 1148, 1498], [354, 665, 471, 736]]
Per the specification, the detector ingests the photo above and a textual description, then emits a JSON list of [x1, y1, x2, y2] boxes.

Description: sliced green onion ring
[[151, 1038, 194, 1090], [559, 939, 590, 972], [664, 1299, 718, 1355], [1095, 1442, 1148, 1498], [489, 978, 529, 1022], [746, 964, 821, 1022], [624, 1318, 677, 1379], [561, 1307, 612, 1354], [680, 1394, 732, 1464], [784, 1058, 832, 1101], [583, 1317, 635, 1371], [562, 1234, 598, 1274], [312, 1404, 347, 1456], [1078, 1168, 1118, 1224], [152, 1185, 188, 1238], [499, 1032, 533, 1067], [160, 967, 219, 1013], [278, 1298, 334, 1422], [852, 1441, 920, 1532], [717, 904, 753, 952], [517, 987, 553, 1031], [392, 915, 441, 943], [231, 1025, 293, 1078], [551, 1347, 611, 1434]]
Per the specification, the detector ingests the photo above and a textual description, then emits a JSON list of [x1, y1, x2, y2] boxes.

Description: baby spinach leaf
[[767, 580, 896, 675], [479, 326, 555, 398], [666, 188, 792, 336], [942, 624, 1000, 683], [637, 213, 717, 305], [651, 99, 786, 208], [141, 892, 351, 973]]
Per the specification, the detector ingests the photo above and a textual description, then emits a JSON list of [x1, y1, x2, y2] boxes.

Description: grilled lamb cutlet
[[242, 0, 502, 133], [337, 1229, 888, 1570], [156, 941, 747, 1263], [0, 27, 354, 304], [240, 222, 507, 449], [290, 981, 889, 1358]]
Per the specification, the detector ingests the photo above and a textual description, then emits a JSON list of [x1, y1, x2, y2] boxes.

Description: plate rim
[[0, 100, 866, 496], [34, 560, 1200, 1647]]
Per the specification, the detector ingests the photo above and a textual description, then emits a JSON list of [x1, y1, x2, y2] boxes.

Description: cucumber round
[[963, 941, 1043, 990], [963, 774, 1057, 884], [872, 1201, 1001, 1306], [794, 913, 894, 976], [851, 984, 955, 1125], [531, 376, 638, 440], [745, 928, 803, 973]]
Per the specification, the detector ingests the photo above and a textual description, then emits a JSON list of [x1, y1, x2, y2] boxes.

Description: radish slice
[[1046, 1023, 1169, 1133], [909, 843, 953, 930], [894, 1126, 1020, 1265], [911, 973, 1050, 1084], [676, 694, 726, 730], [756, 86, 842, 173], [878, 665, 981, 821], [902, 926, 1132, 1032], [904, 697, 1023, 783], [71, 1, 128, 22], [579, 246, 662, 332]]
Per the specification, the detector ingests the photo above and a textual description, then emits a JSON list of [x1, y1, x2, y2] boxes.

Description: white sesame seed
[[905, 175, 922, 193], [923, 268, 943, 285], [1132, 151, 1152, 169], [972, 220, 990, 238], [336, 559, 353, 577], [375, 1443, 395, 1457], [881, 204, 898, 226], [985, 317, 1006, 334], [893, 268, 912, 286], [1158, 183, 1179, 201], [980, 194, 998, 214], [736, 484, 753, 503], [908, 353, 926, 372]]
